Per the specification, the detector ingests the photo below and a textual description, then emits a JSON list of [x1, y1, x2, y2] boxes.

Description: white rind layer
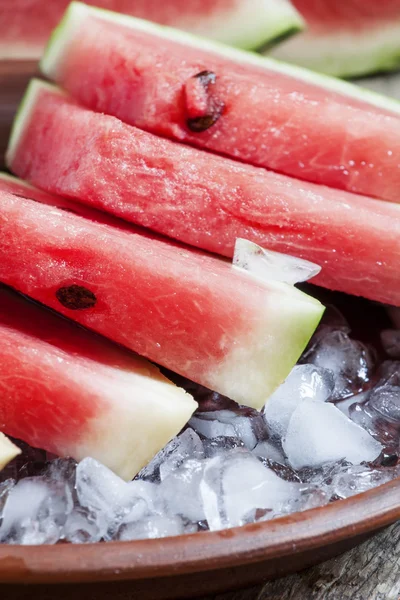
[[0, 434, 21, 471], [41, 1, 400, 116], [270, 23, 400, 78], [207, 277, 324, 410], [180, 0, 304, 51], [71, 363, 197, 481]]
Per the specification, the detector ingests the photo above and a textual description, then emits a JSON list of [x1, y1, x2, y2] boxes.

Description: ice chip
[[348, 401, 399, 450], [118, 515, 185, 540], [202, 436, 245, 458], [263, 365, 334, 437], [76, 457, 148, 539], [63, 507, 103, 543], [189, 414, 236, 440], [283, 399, 383, 470], [189, 410, 263, 450], [0, 477, 68, 545], [161, 458, 206, 522], [302, 330, 374, 399], [369, 385, 400, 423], [331, 464, 399, 499], [381, 330, 400, 359], [252, 440, 285, 463], [159, 428, 204, 481], [278, 486, 330, 516], [233, 239, 321, 284], [200, 449, 299, 530]]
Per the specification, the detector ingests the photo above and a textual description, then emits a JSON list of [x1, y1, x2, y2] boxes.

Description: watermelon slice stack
[[2, 2, 400, 479]]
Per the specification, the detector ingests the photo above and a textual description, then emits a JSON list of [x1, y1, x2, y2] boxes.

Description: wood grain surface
[[1, 62, 400, 600]]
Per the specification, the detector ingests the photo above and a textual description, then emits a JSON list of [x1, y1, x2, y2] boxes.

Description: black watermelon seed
[[56, 285, 97, 310]]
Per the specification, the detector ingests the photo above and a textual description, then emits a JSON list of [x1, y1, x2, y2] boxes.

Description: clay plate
[[0, 61, 400, 599], [0, 480, 399, 598]]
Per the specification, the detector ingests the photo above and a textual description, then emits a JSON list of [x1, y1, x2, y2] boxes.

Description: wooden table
[[1, 62, 400, 600]]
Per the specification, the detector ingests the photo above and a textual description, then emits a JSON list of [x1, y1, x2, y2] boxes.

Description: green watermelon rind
[[41, 1, 400, 116], [270, 24, 400, 79], [6, 79, 65, 167]]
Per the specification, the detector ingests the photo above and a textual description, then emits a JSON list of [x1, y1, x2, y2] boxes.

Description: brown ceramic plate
[[0, 480, 399, 598], [0, 61, 400, 599]]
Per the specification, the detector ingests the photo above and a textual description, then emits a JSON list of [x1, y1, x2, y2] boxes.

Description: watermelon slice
[[0, 0, 303, 60], [41, 2, 400, 204], [0, 434, 21, 472], [7, 80, 400, 307], [0, 285, 196, 480], [0, 182, 323, 410], [270, 1, 400, 78]]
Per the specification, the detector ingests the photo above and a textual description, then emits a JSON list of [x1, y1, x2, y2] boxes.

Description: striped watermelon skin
[[6, 81, 400, 307], [0, 285, 196, 480]]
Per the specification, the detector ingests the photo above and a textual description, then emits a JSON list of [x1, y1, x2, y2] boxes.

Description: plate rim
[[0, 476, 399, 584]]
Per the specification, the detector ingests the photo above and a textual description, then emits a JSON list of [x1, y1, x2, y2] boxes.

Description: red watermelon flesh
[[41, 3, 400, 204], [0, 284, 196, 480], [0, 184, 323, 410], [0, 0, 303, 59], [271, 1, 400, 78], [7, 80, 400, 307]]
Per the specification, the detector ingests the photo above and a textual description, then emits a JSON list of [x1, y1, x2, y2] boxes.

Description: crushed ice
[[1, 302, 400, 545], [233, 239, 321, 285]]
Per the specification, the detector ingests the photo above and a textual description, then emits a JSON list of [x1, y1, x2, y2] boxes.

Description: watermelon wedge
[[0, 434, 21, 472], [0, 183, 323, 410], [271, 1, 400, 78], [0, 0, 303, 60], [7, 80, 400, 307], [0, 285, 196, 480], [41, 2, 400, 204]]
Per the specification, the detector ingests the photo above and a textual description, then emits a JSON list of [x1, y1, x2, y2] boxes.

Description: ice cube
[[302, 330, 374, 399], [283, 399, 383, 469], [161, 458, 206, 522], [202, 436, 245, 458], [349, 401, 400, 450], [44, 458, 77, 487], [233, 239, 321, 284], [200, 449, 299, 530], [117, 515, 185, 541], [381, 330, 400, 359], [189, 410, 264, 450], [252, 440, 285, 464], [331, 464, 398, 499], [76, 457, 154, 539], [63, 507, 103, 544], [159, 428, 204, 481], [0, 477, 70, 545], [263, 365, 334, 437], [189, 413, 236, 440], [369, 385, 400, 423], [278, 486, 330, 516]]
